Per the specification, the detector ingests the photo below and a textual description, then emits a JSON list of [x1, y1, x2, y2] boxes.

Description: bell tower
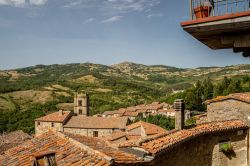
[[74, 93, 89, 116]]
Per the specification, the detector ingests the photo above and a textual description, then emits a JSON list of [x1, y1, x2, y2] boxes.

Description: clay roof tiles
[[103, 132, 127, 142], [63, 132, 143, 163], [205, 92, 250, 104], [120, 120, 248, 154], [0, 131, 110, 166], [127, 121, 166, 136], [123, 111, 139, 117], [35, 111, 72, 123], [64, 116, 128, 129], [0, 131, 32, 155]]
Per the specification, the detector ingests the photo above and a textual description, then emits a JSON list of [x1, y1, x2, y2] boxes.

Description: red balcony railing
[[190, 0, 250, 20]]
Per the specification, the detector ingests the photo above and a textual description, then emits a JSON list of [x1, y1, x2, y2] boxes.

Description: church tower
[[74, 93, 89, 116]]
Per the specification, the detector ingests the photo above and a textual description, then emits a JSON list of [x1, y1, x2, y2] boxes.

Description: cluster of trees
[[166, 76, 249, 112], [0, 101, 58, 133]]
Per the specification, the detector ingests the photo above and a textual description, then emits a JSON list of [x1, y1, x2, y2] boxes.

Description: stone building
[[63, 116, 128, 137], [2, 98, 250, 166], [73, 93, 89, 116], [118, 120, 249, 166], [104, 121, 167, 144], [35, 93, 129, 137], [35, 110, 72, 135], [205, 92, 250, 125], [158, 109, 191, 120], [102, 102, 191, 121], [1, 120, 247, 166]]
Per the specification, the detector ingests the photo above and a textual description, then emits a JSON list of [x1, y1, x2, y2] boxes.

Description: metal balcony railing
[[190, 0, 250, 20]]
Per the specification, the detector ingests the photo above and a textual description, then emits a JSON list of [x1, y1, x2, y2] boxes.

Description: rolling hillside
[[0, 62, 250, 114], [0, 62, 249, 133]]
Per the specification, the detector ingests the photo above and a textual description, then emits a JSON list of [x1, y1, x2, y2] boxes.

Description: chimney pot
[[59, 110, 63, 116], [174, 99, 185, 130]]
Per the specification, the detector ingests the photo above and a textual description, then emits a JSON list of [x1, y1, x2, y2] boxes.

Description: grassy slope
[[0, 62, 249, 114]]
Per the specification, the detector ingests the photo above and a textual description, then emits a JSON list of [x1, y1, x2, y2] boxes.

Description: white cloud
[[0, 0, 26, 7], [0, 0, 47, 7], [63, 0, 97, 8], [63, 0, 161, 14], [147, 13, 163, 18], [30, 0, 47, 5], [104, 0, 160, 13], [101, 16, 123, 23], [83, 18, 94, 24]]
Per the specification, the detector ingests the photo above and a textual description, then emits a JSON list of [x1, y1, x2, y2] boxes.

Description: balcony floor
[[181, 10, 250, 50]]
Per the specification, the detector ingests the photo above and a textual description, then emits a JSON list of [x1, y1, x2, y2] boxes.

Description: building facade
[[205, 93, 250, 125]]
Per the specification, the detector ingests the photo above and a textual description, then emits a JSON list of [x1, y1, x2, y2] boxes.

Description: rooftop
[[35, 110, 72, 123], [205, 92, 250, 104], [119, 120, 248, 154], [127, 121, 167, 136], [63, 132, 142, 163], [0, 130, 32, 155], [64, 116, 128, 129], [0, 131, 110, 166]]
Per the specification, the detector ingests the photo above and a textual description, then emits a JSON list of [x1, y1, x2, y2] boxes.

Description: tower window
[[79, 109, 82, 114], [51, 123, 54, 127], [93, 131, 98, 137], [78, 100, 83, 106]]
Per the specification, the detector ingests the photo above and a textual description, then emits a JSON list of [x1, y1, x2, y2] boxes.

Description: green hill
[[0, 62, 249, 133]]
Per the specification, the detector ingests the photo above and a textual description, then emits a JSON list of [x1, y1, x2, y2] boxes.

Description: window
[[37, 122, 40, 126], [78, 100, 82, 106], [79, 109, 82, 114], [33, 153, 56, 166], [93, 131, 98, 137], [51, 123, 54, 127]]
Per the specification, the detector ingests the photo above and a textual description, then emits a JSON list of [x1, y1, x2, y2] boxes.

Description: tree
[[203, 78, 214, 100]]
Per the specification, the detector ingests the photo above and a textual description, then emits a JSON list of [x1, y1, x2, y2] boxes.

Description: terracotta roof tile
[[123, 111, 139, 117], [120, 120, 248, 154], [35, 111, 72, 123], [64, 116, 128, 129], [0, 131, 110, 166], [103, 132, 127, 142], [63, 132, 142, 163], [205, 92, 250, 104], [127, 121, 166, 136], [0, 130, 32, 155]]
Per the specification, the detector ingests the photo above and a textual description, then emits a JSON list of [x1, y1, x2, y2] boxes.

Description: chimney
[[59, 110, 63, 116], [174, 99, 185, 130]]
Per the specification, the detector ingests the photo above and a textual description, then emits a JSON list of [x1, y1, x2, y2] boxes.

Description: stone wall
[[153, 129, 248, 166], [63, 127, 117, 137], [207, 99, 250, 125], [35, 121, 63, 136]]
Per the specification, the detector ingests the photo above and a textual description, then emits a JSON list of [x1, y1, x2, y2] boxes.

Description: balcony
[[181, 0, 250, 57]]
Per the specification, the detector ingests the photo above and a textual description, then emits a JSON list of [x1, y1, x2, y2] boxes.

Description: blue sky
[[0, 0, 248, 70]]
